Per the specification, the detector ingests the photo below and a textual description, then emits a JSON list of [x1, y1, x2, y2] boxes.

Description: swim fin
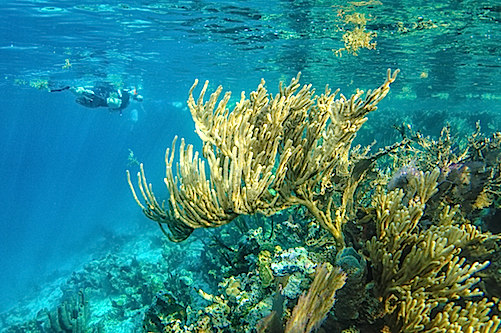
[[49, 86, 70, 92]]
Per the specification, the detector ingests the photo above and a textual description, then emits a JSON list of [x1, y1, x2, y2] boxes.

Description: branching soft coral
[[367, 168, 500, 332], [128, 70, 399, 246]]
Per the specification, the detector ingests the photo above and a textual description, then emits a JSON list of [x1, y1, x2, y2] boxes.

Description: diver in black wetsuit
[[50, 83, 143, 114]]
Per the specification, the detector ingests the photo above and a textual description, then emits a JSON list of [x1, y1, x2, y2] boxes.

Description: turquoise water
[[0, 0, 500, 331]]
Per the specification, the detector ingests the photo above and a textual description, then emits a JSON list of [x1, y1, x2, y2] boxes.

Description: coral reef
[[123, 72, 501, 332], [1, 231, 205, 332], [6, 73, 501, 333]]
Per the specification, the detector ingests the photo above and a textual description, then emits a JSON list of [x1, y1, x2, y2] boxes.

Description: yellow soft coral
[[367, 169, 500, 332], [128, 70, 398, 247]]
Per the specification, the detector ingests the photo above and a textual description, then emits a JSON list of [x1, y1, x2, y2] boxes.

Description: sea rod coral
[[127, 69, 399, 247], [366, 168, 501, 332]]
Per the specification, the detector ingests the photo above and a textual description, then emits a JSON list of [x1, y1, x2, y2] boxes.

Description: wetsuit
[[51, 84, 136, 112], [76, 84, 130, 110]]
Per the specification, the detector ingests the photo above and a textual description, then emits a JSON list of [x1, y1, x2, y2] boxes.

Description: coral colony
[[126, 70, 501, 332]]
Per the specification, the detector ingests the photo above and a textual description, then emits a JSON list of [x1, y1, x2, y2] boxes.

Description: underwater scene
[[0, 0, 500, 332]]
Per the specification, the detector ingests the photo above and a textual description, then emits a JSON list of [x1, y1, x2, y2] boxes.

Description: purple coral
[[388, 161, 420, 191]]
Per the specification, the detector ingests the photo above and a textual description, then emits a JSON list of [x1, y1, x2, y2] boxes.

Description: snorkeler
[[50, 83, 143, 114]]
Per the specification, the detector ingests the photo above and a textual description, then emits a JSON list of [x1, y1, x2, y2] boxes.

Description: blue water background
[[0, 0, 499, 313]]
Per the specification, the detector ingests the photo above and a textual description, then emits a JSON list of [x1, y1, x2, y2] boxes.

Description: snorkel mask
[[131, 87, 143, 102]]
